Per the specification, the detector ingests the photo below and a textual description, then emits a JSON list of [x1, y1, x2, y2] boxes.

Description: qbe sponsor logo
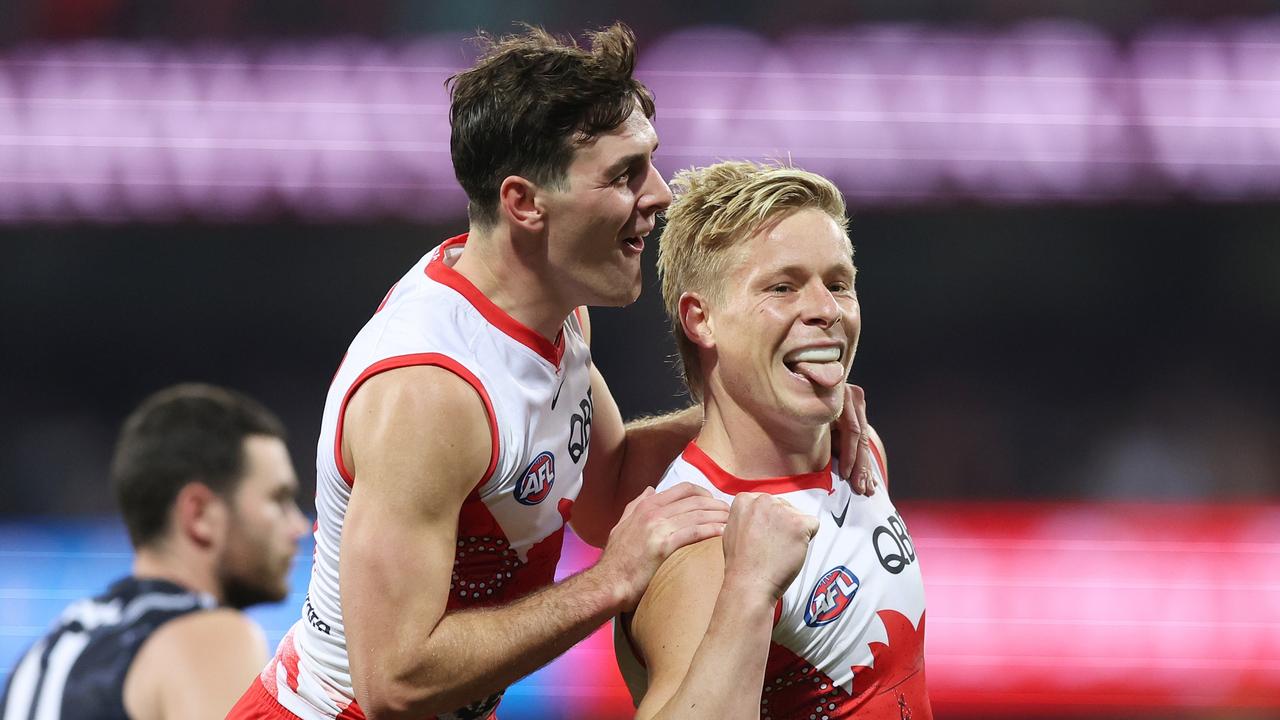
[[873, 511, 917, 574], [805, 565, 860, 627], [515, 451, 555, 505]]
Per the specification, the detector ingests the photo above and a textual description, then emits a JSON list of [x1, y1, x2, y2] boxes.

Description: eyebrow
[[602, 153, 645, 179], [602, 141, 659, 179]]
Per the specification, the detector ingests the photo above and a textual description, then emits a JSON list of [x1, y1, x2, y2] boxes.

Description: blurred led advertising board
[[2, 21, 1279, 222], [3, 502, 1276, 717]]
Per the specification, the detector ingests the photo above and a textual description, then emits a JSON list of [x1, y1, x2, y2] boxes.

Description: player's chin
[[261, 572, 291, 604], [783, 388, 844, 425], [597, 274, 643, 307]]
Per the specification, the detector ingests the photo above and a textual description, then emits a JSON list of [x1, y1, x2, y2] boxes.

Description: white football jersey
[[257, 234, 595, 720], [623, 440, 932, 720]]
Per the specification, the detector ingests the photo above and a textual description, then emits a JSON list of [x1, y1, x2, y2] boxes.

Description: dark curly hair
[[447, 23, 656, 227]]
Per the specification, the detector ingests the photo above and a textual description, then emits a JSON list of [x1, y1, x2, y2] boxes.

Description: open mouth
[[622, 236, 644, 253], [782, 345, 846, 388]]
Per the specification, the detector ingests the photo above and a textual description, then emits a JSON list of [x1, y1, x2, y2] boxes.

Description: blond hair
[[657, 160, 849, 401]]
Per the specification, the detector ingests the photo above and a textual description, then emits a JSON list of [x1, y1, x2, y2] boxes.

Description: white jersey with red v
[[249, 234, 593, 720], [628, 441, 932, 720]]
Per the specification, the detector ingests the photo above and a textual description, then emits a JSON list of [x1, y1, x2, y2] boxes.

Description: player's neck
[[697, 397, 830, 479], [132, 543, 222, 603], [454, 225, 574, 342]]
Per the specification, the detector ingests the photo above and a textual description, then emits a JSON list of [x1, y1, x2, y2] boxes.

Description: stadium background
[[1, 1, 1277, 717]]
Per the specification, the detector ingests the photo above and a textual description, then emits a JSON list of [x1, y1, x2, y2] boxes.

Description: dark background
[[5, 203, 1277, 515]]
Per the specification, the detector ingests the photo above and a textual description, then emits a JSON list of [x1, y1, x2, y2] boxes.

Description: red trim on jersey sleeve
[[868, 436, 888, 490], [335, 700, 367, 720], [334, 353, 500, 491], [425, 233, 566, 367], [278, 629, 301, 692], [681, 442, 833, 496], [374, 281, 399, 313]]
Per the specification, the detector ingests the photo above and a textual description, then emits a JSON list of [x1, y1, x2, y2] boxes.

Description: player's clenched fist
[[595, 483, 730, 611], [721, 492, 819, 602]]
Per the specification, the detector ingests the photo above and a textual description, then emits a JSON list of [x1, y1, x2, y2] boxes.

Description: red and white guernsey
[[624, 441, 932, 720], [255, 234, 594, 720]]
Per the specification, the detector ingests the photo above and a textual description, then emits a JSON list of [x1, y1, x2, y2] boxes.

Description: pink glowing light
[[1, 22, 1278, 222], [550, 502, 1280, 717]]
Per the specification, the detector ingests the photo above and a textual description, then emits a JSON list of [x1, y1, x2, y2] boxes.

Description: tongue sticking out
[[791, 361, 846, 388]]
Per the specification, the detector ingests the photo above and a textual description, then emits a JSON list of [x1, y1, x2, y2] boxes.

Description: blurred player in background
[[1, 383, 308, 720], [230, 23, 876, 720], [617, 161, 931, 718]]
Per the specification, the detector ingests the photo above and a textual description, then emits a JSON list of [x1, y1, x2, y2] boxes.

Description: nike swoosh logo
[[832, 496, 851, 527], [551, 375, 566, 409]]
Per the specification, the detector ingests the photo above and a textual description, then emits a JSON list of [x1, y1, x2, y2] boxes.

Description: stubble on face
[[215, 436, 302, 609]]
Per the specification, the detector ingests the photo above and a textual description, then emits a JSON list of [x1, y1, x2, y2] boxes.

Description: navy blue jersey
[[1, 576, 214, 720]]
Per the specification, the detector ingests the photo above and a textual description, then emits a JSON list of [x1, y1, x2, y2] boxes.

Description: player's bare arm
[[573, 360, 702, 547], [629, 493, 819, 719], [573, 308, 876, 548], [123, 608, 267, 720], [340, 366, 728, 720]]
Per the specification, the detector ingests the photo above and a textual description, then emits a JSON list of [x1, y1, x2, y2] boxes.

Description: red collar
[[681, 441, 833, 496], [425, 233, 566, 367]]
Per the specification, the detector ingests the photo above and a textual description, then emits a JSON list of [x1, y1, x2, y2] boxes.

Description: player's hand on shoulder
[[834, 384, 877, 496], [721, 492, 819, 602], [595, 482, 729, 611]]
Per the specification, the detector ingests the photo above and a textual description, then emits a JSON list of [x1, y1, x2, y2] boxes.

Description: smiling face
[[538, 105, 672, 308], [699, 208, 859, 427]]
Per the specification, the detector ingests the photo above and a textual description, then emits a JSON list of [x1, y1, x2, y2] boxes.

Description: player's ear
[[499, 175, 544, 233], [679, 292, 715, 350], [174, 481, 228, 550]]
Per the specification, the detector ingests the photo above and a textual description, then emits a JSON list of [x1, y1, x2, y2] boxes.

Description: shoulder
[[137, 608, 266, 669], [644, 537, 724, 605], [124, 609, 265, 717], [654, 454, 702, 494], [350, 363, 491, 419], [347, 364, 493, 458], [631, 537, 725, 653], [344, 364, 495, 508]]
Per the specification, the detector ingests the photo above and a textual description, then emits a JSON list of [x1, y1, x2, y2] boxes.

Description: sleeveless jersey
[[255, 234, 594, 720], [620, 442, 932, 720], [1, 576, 215, 720]]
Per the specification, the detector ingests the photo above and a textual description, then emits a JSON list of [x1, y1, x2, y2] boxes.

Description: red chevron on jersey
[[245, 235, 592, 720], [850, 609, 928, 699], [638, 441, 934, 719]]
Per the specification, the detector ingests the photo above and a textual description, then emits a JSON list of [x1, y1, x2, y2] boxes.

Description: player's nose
[[639, 164, 672, 215], [801, 283, 841, 328]]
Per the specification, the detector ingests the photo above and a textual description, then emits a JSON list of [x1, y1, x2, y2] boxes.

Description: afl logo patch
[[804, 566, 859, 627], [515, 452, 556, 506]]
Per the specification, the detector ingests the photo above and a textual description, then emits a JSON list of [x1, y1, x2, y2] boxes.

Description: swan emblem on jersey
[[515, 451, 555, 505], [804, 565, 860, 627]]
